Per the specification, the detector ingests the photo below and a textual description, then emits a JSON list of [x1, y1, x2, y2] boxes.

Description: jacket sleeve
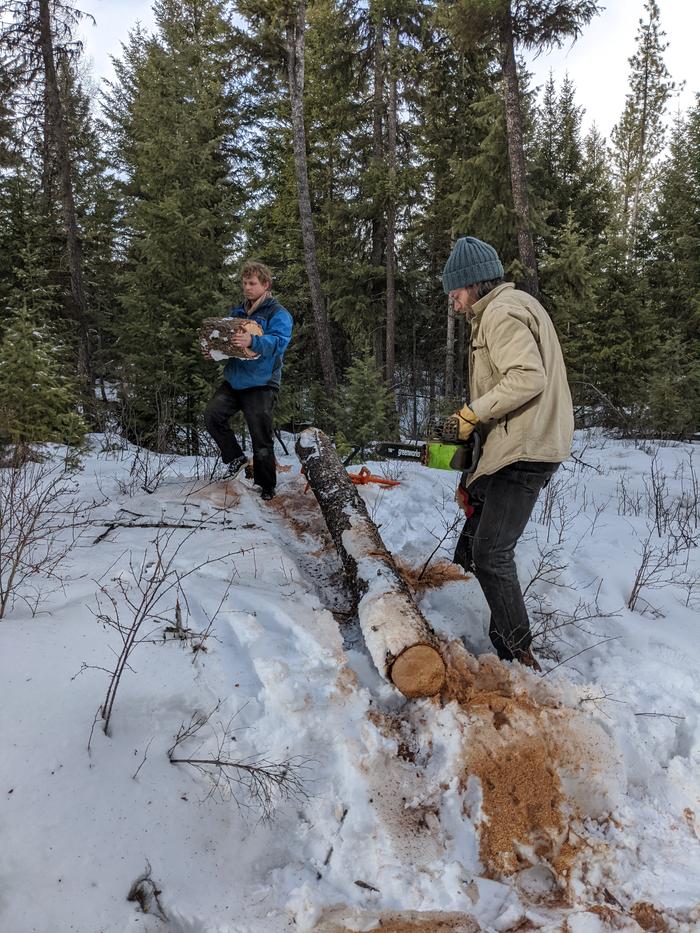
[[250, 308, 293, 358], [469, 305, 546, 423]]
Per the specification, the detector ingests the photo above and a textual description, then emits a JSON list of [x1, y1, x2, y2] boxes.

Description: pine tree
[[1, 0, 96, 396], [404, 19, 496, 400], [0, 302, 86, 458], [104, 0, 241, 452], [447, 0, 601, 296], [538, 212, 599, 395], [610, 0, 674, 259], [451, 86, 519, 272], [578, 123, 613, 245], [334, 352, 398, 448], [650, 104, 700, 345], [533, 73, 585, 235], [644, 101, 700, 435]]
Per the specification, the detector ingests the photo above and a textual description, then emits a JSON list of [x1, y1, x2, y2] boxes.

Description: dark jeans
[[453, 460, 558, 661], [204, 382, 277, 491]]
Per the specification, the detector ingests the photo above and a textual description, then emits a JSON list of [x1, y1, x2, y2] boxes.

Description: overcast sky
[[78, 0, 698, 139]]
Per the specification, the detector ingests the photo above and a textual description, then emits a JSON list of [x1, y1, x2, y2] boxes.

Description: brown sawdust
[[439, 642, 585, 884], [586, 905, 639, 930], [318, 910, 481, 932], [367, 708, 419, 762], [630, 902, 668, 932], [395, 558, 469, 591], [194, 481, 241, 510], [682, 807, 699, 840], [268, 477, 333, 544]]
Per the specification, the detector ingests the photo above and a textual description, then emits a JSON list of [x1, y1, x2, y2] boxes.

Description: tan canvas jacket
[[466, 283, 574, 485]]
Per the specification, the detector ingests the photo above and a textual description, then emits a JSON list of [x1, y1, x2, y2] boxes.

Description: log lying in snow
[[296, 428, 446, 699]]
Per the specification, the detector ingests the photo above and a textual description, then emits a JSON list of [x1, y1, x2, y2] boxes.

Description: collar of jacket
[[244, 291, 273, 316], [469, 282, 514, 325]]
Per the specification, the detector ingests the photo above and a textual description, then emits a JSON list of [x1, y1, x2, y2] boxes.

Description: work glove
[[446, 404, 479, 442]]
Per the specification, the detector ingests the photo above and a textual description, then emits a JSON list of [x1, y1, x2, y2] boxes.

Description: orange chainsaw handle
[[349, 466, 400, 487], [300, 465, 400, 492]]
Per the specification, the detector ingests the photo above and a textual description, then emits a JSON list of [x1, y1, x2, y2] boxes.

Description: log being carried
[[296, 428, 446, 699]]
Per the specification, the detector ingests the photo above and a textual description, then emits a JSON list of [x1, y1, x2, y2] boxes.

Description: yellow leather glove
[[448, 404, 479, 441]]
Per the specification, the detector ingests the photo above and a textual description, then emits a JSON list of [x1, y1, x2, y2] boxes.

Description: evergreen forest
[[1, 0, 698, 459]]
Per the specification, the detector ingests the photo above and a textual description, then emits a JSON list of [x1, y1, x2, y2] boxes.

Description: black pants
[[453, 460, 558, 661], [204, 382, 277, 492]]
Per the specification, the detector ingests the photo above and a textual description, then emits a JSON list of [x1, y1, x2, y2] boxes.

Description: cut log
[[295, 428, 446, 699], [199, 317, 263, 361]]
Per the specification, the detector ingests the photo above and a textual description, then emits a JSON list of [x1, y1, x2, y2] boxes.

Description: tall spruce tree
[[610, 0, 674, 260], [334, 352, 397, 448], [1, 0, 95, 397], [645, 101, 700, 434], [104, 0, 240, 452], [447, 0, 601, 297], [0, 302, 86, 459]]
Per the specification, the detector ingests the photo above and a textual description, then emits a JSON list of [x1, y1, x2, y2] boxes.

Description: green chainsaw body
[[342, 430, 482, 474]]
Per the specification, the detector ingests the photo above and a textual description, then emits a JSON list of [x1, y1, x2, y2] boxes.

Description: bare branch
[[168, 704, 310, 821]]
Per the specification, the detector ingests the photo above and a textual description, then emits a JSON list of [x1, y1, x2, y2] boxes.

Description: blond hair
[[240, 260, 273, 287]]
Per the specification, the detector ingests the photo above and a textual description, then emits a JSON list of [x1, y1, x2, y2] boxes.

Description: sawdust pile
[[395, 558, 468, 591], [193, 480, 241, 510], [440, 643, 602, 885], [270, 478, 333, 546], [630, 902, 669, 932], [315, 908, 480, 933]]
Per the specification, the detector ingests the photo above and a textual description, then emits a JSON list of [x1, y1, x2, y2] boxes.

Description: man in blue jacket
[[204, 261, 293, 501]]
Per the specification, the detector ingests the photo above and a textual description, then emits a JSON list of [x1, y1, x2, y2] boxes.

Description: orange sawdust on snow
[[395, 557, 469, 591], [439, 643, 593, 885], [630, 902, 669, 932], [193, 480, 241, 510], [268, 477, 333, 546], [316, 909, 481, 933]]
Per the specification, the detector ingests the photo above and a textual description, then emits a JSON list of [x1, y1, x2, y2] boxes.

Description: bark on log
[[296, 428, 446, 699]]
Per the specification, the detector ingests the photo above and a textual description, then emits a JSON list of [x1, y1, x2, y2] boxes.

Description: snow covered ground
[[1, 430, 699, 933]]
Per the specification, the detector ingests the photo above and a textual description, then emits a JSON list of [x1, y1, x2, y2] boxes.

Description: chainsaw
[[342, 418, 482, 475]]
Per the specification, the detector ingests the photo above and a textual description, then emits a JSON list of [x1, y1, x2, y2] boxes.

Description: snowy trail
[[2, 435, 700, 932]]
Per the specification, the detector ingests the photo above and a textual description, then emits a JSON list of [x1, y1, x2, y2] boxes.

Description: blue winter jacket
[[223, 297, 293, 391]]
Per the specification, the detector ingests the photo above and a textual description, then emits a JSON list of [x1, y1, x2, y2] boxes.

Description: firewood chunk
[[200, 317, 263, 361]]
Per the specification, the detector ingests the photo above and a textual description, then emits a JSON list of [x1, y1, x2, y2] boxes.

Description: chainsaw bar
[[342, 435, 481, 474]]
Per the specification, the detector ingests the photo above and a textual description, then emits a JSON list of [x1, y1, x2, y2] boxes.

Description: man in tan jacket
[[443, 236, 574, 670]]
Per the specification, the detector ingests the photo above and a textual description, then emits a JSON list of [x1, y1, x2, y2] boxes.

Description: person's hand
[[232, 330, 253, 350], [447, 404, 479, 441]]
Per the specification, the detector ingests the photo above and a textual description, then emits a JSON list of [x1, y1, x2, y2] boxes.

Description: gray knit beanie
[[442, 237, 504, 293]]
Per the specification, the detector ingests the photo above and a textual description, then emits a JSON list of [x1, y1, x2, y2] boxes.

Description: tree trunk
[[385, 24, 398, 387], [371, 8, 385, 371], [296, 428, 446, 699], [411, 322, 418, 437], [500, 8, 539, 298], [628, 43, 651, 258], [445, 297, 455, 398], [285, 1, 337, 395], [457, 314, 466, 399], [38, 0, 93, 391]]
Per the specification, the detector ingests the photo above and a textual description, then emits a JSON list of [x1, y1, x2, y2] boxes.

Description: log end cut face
[[390, 644, 446, 699]]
